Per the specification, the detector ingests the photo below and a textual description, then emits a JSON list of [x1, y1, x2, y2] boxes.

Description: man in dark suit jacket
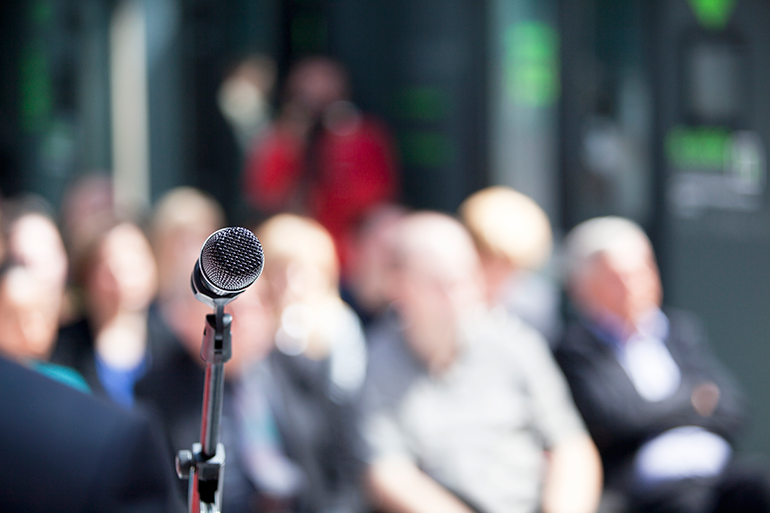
[[556, 216, 769, 513], [0, 355, 183, 513]]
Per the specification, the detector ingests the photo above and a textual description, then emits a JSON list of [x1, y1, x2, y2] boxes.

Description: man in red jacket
[[243, 57, 398, 270]]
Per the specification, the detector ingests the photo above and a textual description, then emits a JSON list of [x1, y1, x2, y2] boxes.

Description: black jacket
[[0, 356, 183, 513], [555, 309, 746, 491]]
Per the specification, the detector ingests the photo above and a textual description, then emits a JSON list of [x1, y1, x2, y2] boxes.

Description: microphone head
[[199, 227, 264, 295]]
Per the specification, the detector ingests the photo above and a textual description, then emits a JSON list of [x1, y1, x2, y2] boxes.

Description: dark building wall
[[652, 0, 770, 458]]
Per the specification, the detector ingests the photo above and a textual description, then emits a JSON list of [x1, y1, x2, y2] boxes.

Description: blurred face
[[395, 225, 486, 360], [91, 224, 158, 313], [225, 280, 275, 376], [156, 225, 215, 300], [580, 234, 662, 328], [400, 254, 483, 328], [165, 292, 212, 358], [288, 60, 347, 117], [9, 214, 68, 291], [0, 268, 59, 360], [348, 213, 403, 313]]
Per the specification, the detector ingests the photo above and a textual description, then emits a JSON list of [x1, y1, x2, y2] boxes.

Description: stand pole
[[177, 303, 232, 513]]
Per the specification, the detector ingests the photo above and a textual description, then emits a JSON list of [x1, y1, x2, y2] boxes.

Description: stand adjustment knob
[[176, 449, 194, 479]]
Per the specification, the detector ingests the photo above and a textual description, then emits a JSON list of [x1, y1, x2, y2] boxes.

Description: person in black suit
[[556, 216, 769, 513], [0, 354, 183, 513]]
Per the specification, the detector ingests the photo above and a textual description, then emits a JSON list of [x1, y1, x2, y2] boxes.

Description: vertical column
[[110, 0, 149, 219], [488, 0, 560, 222]]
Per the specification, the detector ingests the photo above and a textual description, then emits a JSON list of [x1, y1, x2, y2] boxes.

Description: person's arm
[[508, 324, 602, 513], [667, 310, 747, 442], [541, 433, 603, 513], [367, 455, 475, 513], [556, 320, 745, 454]]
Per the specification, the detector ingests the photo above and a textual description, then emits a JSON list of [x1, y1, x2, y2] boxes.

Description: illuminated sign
[[687, 0, 737, 31], [504, 22, 560, 107], [666, 126, 766, 215]]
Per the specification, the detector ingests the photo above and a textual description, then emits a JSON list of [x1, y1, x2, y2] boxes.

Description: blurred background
[[0, 0, 768, 458]]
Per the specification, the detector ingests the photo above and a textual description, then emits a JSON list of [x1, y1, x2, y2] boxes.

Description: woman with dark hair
[[53, 220, 159, 406]]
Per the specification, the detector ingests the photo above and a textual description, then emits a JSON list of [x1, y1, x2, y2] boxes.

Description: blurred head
[[151, 187, 225, 301], [460, 186, 552, 277], [3, 199, 69, 327], [285, 57, 349, 118], [257, 214, 342, 358], [61, 174, 114, 256], [392, 212, 485, 359], [7, 212, 68, 293], [0, 265, 60, 361], [564, 216, 662, 328], [225, 278, 275, 376], [257, 213, 339, 307], [347, 204, 407, 315], [79, 222, 158, 326]]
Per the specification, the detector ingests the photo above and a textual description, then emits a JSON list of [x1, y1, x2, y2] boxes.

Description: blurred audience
[[5, 198, 68, 297], [256, 213, 368, 513], [459, 186, 562, 345], [0, 265, 58, 362], [53, 219, 159, 407], [343, 203, 407, 326], [137, 198, 366, 512], [0, 199, 88, 391], [151, 186, 225, 305], [136, 276, 292, 513], [243, 56, 399, 269], [59, 173, 116, 323], [362, 211, 602, 513], [139, 187, 289, 512], [556, 216, 770, 513]]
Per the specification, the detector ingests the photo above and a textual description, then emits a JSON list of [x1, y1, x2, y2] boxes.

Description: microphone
[[179, 226, 264, 507], [191, 226, 264, 307]]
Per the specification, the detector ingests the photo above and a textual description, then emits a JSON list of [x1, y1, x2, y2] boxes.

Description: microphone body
[[191, 226, 264, 308]]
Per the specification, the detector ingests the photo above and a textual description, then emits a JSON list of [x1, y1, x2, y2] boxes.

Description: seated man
[[556, 216, 769, 513], [362, 212, 602, 513]]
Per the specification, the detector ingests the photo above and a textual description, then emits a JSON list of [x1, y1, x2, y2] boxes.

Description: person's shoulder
[[32, 360, 91, 393], [556, 319, 604, 354], [475, 308, 551, 357], [0, 358, 135, 456], [135, 341, 202, 407], [0, 357, 182, 512]]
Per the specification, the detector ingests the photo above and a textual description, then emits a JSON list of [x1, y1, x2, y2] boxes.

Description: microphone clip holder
[[176, 303, 231, 513]]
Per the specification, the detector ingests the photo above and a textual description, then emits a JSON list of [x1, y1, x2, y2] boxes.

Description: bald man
[[361, 212, 602, 513], [557, 216, 769, 513]]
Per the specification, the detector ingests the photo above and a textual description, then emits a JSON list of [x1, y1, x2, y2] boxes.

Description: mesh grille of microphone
[[200, 227, 263, 292]]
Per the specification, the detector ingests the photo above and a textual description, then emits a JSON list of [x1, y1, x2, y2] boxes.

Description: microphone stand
[[176, 302, 231, 513]]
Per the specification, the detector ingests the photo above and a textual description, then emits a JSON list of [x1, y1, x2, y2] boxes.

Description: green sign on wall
[[504, 21, 560, 107], [687, 0, 737, 30]]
